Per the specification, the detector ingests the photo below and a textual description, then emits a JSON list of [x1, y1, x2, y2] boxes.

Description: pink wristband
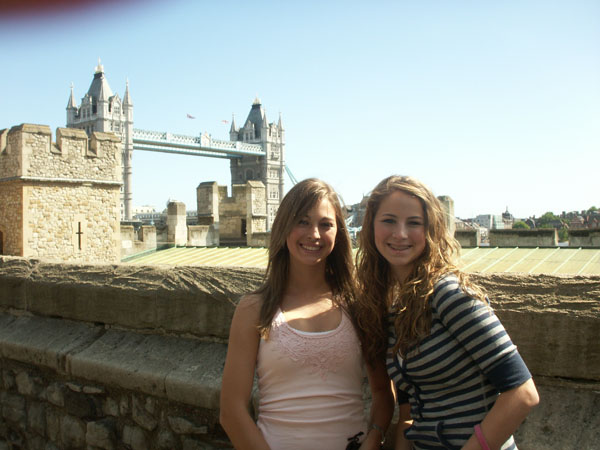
[[474, 424, 490, 450]]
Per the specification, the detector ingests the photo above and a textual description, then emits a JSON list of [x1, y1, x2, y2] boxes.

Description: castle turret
[[229, 98, 285, 228], [66, 61, 134, 220], [229, 114, 238, 141], [66, 83, 78, 124], [122, 79, 134, 220]]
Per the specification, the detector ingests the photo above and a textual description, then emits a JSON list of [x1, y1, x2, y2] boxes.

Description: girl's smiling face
[[373, 190, 426, 282], [286, 198, 337, 268]]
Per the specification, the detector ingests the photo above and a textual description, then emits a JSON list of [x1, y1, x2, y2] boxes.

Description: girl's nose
[[309, 226, 320, 240], [392, 224, 407, 238]]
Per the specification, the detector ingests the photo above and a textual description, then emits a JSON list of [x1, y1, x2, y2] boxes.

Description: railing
[[132, 129, 264, 157]]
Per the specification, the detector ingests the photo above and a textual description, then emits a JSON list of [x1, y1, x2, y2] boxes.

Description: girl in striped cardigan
[[354, 175, 539, 450]]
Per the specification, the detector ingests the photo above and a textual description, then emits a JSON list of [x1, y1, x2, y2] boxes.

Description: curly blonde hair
[[256, 178, 356, 338], [355, 175, 485, 361]]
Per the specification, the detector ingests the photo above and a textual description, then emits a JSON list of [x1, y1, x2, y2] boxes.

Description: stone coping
[[1, 256, 599, 380], [0, 256, 264, 340], [0, 313, 226, 410]]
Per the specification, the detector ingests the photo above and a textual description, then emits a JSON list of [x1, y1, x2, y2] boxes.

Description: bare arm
[[394, 402, 413, 450], [360, 362, 395, 450], [219, 295, 271, 450], [461, 378, 539, 450]]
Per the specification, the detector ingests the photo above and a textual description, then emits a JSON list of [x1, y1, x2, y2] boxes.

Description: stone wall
[[569, 228, 600, 247], [120, 225, 157, 258], [455, 229, 480, 248], [489, 228, 558, 247], [0, 256, 598, 449], [188, 225, 218, 247], [23, 183, 120, 262], [219, 184, 248, 242], [0, 181, 23, 256]]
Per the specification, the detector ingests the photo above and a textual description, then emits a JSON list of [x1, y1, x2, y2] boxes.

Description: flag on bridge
[[187, 114, 196, 119], [221, 119, 229, 124]]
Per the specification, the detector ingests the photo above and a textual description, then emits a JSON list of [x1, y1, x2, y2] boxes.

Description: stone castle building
[[66, 61, 133, 220], [0, 124, 122, 262]]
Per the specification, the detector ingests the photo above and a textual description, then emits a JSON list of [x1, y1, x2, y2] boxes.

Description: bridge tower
[[229, 97, 285, 228], [66, 61, 134, 220]]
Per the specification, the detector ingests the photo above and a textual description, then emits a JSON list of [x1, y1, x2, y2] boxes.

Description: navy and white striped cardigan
[[386, 274, 531, 450]]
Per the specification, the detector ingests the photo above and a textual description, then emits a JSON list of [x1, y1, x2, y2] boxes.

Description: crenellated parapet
[[0, 124, 121, 184]]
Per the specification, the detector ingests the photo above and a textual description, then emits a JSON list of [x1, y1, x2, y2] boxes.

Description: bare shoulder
[[231, 293, 263, 329], [236, 293, 262, 314]]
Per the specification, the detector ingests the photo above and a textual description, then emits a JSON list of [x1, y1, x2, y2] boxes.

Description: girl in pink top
[[220, 178, 394, 450]]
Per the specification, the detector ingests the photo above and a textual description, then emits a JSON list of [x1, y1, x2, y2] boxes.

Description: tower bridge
[[66, 62, 285, 227], [131, 129, 264, 159]]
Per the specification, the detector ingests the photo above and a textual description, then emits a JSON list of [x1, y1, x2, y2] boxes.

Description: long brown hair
[[256, 178, 356, 337], [355, 175, 485, 360]]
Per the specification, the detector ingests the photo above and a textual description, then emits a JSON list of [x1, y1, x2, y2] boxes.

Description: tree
[[558, 228, 569, 242], [513, 221, 530, 229], [538, 211, 560, 228]]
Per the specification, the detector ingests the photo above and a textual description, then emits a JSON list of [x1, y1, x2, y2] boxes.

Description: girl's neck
[[286, 260, 330, 297]]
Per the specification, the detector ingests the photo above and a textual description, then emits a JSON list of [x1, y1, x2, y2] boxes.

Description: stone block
[[45, 407, 60, 442], [122, 425, 147, 450], [156, 429, 178, 450], [27, 435, 45, 450], [102, 397, 119, 417], [64, 389, 98, 418], [2, 369, 15, 390], [15, 371, 37, 396], [60, 415, 85, 448], [167, 416, 207, 435], [132, 395, 158, 431], [1, 392, 26, 426], [86, 418, 116, 450], [44, 442, 60, 450], [45, 383, 65, 407], [28, 401, 46, 436], [0, 314, 103, 375], [119, 395, 129, 416], [182, 437, 213, 450], [165, 342, 227, 410]]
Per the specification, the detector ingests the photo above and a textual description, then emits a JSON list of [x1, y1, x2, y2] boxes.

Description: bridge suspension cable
[[284, 165, 298, 185]]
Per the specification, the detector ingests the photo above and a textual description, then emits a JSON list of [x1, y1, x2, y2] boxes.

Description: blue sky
[[1, 0, 598, 219]]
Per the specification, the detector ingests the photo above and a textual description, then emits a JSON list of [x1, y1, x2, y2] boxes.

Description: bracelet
[[370, 423, 386, 446], [474, 424, 490, 450]]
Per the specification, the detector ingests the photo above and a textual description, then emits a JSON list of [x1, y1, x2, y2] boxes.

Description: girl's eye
[[382, 218, 396, 224], [298, 219, 309, 225], [321, 222, 334, 228], [409, 220, 424, 226]]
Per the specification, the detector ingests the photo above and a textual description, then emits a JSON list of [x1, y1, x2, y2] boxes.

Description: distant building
[[502, 207, 514, 229], [474, 214, 505, 230]]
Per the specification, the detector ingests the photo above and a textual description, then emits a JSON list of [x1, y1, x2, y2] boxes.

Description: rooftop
[[124, 246, 600, 275]]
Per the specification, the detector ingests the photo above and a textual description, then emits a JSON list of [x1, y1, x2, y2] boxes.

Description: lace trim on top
[[270, 308, 360, 380]]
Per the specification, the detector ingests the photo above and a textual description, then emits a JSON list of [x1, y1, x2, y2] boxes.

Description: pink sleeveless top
[[256, 308, 367, 450]]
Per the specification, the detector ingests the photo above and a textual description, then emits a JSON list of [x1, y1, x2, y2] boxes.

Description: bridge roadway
[[132, 128, 264, 159]]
